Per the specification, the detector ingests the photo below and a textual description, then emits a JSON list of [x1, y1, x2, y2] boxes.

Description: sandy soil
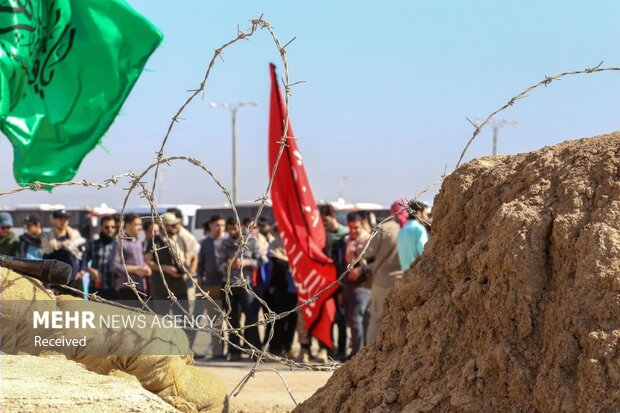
[[191, 317, 334, 413], [198, 359, 333, 413], [0, 353, 332, 413], [0, 354, 177, 412]]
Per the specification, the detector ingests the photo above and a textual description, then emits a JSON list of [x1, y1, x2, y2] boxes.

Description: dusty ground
[[0, 354, 177, 412], [191, 319, 333, 413], [0, 353, 332, 413], [198, 359, 333, 413]]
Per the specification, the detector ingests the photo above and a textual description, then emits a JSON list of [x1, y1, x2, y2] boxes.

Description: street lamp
[[339, 176, 348, 200], [475, 118, 518, 156], [209, 101, 259, 204]]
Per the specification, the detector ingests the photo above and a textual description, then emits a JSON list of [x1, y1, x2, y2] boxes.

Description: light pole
[[209, 101, 258, 204], [475, 118, 518, 156], [339, 176, 348, 200]]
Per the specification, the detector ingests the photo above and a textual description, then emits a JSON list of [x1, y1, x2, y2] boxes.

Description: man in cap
[[17, 215, 43, 259], [145, 212, 189, 316], [0, 212, 18, 256], [42, 209, 86, 293], [166, 207, 199, 274]]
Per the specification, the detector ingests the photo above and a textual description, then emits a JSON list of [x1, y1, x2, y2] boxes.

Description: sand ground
[[190, 310, 335, 413], [0, 354, 332, 413], [197, 359, 333, 413]]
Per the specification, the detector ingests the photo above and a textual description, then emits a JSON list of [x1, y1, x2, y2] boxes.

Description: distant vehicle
[[194, 203, 274, 231], [193, 199, 390, 234], [0, 204, 92, 237], [0, 200, 390, 240], [119, 204, 201, 239], [324, 198, 390, 225]]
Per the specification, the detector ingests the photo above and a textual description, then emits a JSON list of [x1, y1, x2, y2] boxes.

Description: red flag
[[268, 63, 338, 348]]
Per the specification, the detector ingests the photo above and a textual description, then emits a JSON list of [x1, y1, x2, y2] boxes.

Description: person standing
[[256, 217, 275, 262], [192, 214, 228, 358], [0, 212, 18, 256], [142, 218, 160, 251], [42, 209, 86, 294], [111, 213, 151, 306], [166, 208, 199, 275], [364, 209, 402, 343], [397, 201, 430, 271], [257, 218, 275, 244], [263, 227, 298, 358], [342, 212, 371, 357], [220, 217, 264, 361], [81, 215, 119, 300], [318, 204, 349, 361], [141, 219, 160, 295], [145, 212, 189, 317], [17, 216, 43, 259], [319, 205, 349, 262]]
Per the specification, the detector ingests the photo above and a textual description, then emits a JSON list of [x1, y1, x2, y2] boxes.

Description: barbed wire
[[456, 61, 620, 169], [108, 17, 323, 404], [0, 14, 619, 410], [0, 173, 134, 197]]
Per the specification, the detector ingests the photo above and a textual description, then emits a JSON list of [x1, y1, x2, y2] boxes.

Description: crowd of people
[[0, 199, 431, 363]]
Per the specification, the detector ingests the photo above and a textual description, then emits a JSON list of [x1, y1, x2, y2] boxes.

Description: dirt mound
[[296, 132, 620, 412], [0, 354, 178, 412]]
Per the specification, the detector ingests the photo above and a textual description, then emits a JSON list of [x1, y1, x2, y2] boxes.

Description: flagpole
[[210, 101, 258, 204]]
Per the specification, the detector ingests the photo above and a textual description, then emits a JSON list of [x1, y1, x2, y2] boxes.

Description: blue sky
[[1, 0, 619, 208]]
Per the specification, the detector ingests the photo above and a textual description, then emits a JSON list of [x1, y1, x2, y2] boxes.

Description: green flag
[[0, 0, 162, 185]]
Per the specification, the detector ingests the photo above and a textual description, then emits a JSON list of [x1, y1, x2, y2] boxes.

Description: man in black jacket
[[17, 215, 43, 259]]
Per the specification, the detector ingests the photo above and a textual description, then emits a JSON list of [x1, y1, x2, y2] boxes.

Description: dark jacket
[[220, 235, 263, 285], [0, 232, 19, 256], [17, 233, 43, 259], [147, 235, 188, 298], [197, 235, 227, 286]]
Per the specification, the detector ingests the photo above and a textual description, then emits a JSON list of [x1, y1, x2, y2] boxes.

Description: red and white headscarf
[[390, 199, 409, 228]]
